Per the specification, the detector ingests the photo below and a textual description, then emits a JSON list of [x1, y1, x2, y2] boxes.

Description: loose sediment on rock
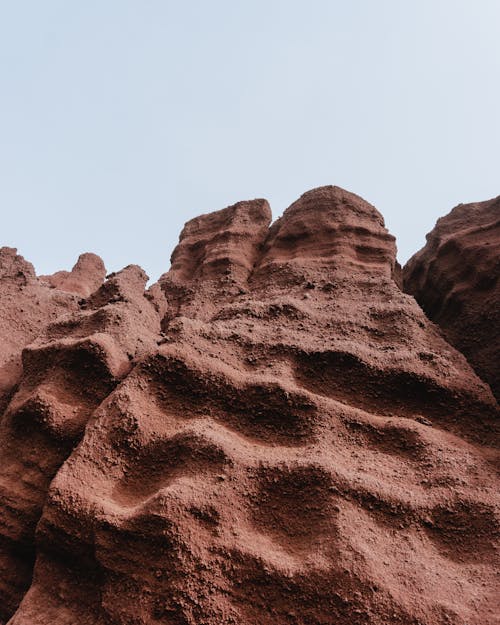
[[1, 187, 498, 625]]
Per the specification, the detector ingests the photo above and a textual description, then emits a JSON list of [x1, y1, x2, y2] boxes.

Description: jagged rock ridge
[[0, 186, 498, 625]]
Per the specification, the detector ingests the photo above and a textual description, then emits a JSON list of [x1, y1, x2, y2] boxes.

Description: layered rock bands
[[0, 186, 498, 625]]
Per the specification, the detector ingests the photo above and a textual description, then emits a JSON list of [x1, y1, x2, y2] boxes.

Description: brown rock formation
[[0, 260, 161, 622], [1, 187, 498, 625], [0, 248, 79, 415], [404, 196, 500, 401], [161, 198, 272, 320], [40, 252, 106, 297]]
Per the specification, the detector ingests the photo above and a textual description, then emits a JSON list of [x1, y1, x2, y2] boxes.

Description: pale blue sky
[[1, 1, 499, 281]]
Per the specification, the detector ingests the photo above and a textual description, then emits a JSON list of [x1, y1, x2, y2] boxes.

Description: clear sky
[[1, 1, 499, 281]]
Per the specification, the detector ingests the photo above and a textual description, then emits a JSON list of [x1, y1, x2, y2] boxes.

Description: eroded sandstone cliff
[[0, 187, 498, 625], [404, 196, 500, 402]]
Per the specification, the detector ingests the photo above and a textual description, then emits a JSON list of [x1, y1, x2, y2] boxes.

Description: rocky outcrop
[[160, 198, 272, 321], [0, 248, 80, 416], [40, 253, 106, 297], [1, 188, 499, 625], [404, 196, 500, 401], [0, 260, 161, 623]]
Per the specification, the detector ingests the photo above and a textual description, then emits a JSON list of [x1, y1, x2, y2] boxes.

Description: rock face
[[0, 248, 80, 416], [404, 197, 500, 401], [0, 187, 498, 625], [40, 253, 107, 298]]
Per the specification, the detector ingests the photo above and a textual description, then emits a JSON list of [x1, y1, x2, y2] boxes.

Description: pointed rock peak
[[88, 264, 149, 308], [41, 253, 106, 297], [71, 253, 106, 280], [164, 198, 272, 285], [0, 247, 36, 285], [257, 186, 396, 278]]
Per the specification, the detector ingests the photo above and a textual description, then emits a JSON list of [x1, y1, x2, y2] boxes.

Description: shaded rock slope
[[0, 186, 498, 625], [404, 196, 500, 402]]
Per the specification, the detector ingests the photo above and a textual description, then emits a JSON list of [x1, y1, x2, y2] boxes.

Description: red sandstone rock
[[0, 263, 161, 622], [404, 196, 500, 401], [40, 252, 106, 297], [0, 248, 79, 415], [0, 188, 498, 625], [160, 198, 272, 321]]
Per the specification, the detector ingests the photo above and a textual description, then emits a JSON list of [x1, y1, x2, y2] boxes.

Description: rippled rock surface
[[1, 187, 498, 625]]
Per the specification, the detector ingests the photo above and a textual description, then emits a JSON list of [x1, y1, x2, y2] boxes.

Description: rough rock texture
[[404, 197, 500, 401], [1, 187, 498, 625], [40, 253, 107, 298], [0, 260, 161, 622], [0, 248, 80, 416]]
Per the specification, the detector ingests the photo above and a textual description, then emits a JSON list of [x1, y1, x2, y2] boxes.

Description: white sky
[[1, 1, 499, 281]]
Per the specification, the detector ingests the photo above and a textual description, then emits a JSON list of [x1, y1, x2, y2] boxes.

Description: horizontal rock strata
[[1, 186, 498, 625]]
